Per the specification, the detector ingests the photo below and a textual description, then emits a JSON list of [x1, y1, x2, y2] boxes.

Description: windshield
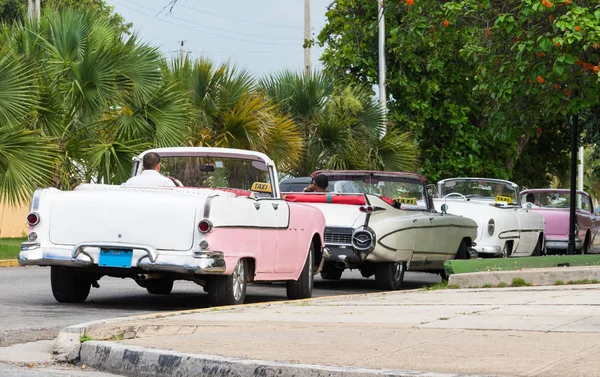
[[440, 179, 518, 203], [323, 173, 427, 210], [521, 191, 592, 211], [156, 156, 273, 197]]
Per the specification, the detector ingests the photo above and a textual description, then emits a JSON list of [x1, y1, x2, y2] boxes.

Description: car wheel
[[582, 233, 591, 255], [51, 267, 91, 303], [286, 243, 314, 299], [137, 279, 174, 295], [320, 262, 343, 280], [208, 258, 247, 306], [375, 262, 405, 290], [456, 239, 470, 259]]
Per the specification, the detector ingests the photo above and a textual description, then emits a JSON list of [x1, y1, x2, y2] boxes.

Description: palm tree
[[164, 57, 303, 171], [3, 8, 190, 189], [260, 70, 419, 176], [0, 46, 57, 205]]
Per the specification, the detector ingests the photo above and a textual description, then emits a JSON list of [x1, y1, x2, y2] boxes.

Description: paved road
[[0, 266, 440, 347]]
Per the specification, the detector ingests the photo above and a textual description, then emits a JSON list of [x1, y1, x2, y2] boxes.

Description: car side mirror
[[526, 202, 532, 211], [441, 203, 448, 215]]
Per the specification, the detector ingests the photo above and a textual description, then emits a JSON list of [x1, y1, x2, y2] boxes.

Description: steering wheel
[[444, 192, 467, 200], [168, 176, 184, 187]]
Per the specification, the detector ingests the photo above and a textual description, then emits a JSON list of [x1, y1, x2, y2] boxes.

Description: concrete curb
[[77, 341, 490, 377], [0, 259, 19, 267], [448, 266, 600, 288], [444, 255, 600, 275]]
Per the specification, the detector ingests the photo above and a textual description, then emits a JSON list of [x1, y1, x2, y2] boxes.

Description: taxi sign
[[394, 197, 417, 205], [495, 195, 513, 204], [251, 182, 272, 193]]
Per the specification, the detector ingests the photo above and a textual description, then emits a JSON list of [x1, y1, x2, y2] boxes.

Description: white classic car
[[283, 171, 478, 289], [19, 147, 327, 306], [434, 178, 545, 257]]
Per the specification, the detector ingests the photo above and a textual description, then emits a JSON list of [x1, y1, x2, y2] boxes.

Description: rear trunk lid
[[49, 189, 202, 251]]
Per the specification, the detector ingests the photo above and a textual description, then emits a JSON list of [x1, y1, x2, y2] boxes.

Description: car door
[[253, 198, 279, 273], [271, 199, 296, 273], [428, 212, 459, 264]]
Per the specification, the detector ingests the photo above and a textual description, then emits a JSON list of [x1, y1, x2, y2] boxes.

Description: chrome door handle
[[272, 203, 279, 210], [254, 203, 261, 210]]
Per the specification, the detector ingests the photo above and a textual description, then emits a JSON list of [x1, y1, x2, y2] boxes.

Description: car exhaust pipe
[[135, 273, 164, 281]]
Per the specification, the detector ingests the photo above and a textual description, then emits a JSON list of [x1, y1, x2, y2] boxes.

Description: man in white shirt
[[122, 152, 176, 187]]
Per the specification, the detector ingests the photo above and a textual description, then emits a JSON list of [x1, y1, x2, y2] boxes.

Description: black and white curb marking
[[77, 341, 491, 377]]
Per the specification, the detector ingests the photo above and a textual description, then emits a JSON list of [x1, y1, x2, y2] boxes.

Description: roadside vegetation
[[0, 2, 418, 206], [0, 238, 25, 259], [319, 0, 600, 188]]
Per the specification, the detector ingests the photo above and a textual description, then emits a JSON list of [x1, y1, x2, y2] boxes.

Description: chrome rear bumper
[[545, 238, 582, 251], [18, 242, 226, 275]]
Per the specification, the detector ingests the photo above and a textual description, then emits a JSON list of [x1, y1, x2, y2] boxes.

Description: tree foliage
[[0, 0, 131, 33], [260, 70, 419, 176], [318, 0, 600, 187]]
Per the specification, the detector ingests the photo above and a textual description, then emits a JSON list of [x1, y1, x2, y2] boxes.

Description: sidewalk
[[63, 285, 600, 377]]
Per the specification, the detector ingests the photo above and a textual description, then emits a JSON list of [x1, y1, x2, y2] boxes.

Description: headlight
[[352, 227, 375, 251], [487, 219, 495, 236]]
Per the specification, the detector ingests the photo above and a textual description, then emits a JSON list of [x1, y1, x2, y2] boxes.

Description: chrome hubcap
[[232, 260, 245, 301]]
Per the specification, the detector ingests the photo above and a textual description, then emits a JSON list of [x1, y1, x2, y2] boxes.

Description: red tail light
[[27, 212, 40, 226], [198, 219, 212, 233], [359, 205, 374, 213]]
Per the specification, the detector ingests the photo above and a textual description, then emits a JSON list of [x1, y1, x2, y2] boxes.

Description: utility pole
[[304, 0, 312, 77], [377, 0, 387, 138], [567, 112, 579, 255], [28, 0, 41, 22], [178, 40, 187, 67], [578, 146, 584, 191]]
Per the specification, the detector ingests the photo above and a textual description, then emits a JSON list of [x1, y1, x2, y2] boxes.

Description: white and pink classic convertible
[[19, 147, 326, 306]]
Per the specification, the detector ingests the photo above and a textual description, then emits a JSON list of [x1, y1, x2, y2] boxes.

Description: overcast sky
[[104, 0, 332, 77]]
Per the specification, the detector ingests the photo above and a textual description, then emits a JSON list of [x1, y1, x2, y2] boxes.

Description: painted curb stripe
[[0, 259, 19, 267]]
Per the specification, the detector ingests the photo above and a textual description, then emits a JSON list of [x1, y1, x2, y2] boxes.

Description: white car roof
[[137, 147, 275, 167], [438, 177, 518, 188]]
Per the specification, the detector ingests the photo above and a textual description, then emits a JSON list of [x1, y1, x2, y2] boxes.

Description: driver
[[304, 174, 328, 192], [122, 152, 176, 187]]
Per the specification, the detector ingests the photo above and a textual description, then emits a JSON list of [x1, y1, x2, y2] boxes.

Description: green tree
[[260, 70, 418, 176], [0, 47, 57, 205], [163, 58, 303, 172], [0, 8, 188, 199], [0, 0, 130, 33], [317, 0, 598, 186]]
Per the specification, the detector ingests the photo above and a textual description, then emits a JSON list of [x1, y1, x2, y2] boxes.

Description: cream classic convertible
[[434, 178, 545, 257], [283, 171, 478, 289]]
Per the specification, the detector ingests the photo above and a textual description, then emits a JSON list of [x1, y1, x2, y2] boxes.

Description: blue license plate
[[99, 249, 133, 268]]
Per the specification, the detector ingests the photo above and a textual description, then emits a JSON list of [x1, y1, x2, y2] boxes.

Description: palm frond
[[0, 130, 57, 205], [0, 49, 38, 127]]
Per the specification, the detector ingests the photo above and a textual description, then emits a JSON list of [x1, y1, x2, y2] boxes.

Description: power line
[[113, 1, 299, 46], [160, 2, 304, 30], [123, 0, 299, 41]]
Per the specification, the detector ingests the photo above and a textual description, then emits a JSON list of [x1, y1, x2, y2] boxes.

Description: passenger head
[[314, 174, 329, 192], [526, 193, 535, 203], [143, 152, 161, 171]]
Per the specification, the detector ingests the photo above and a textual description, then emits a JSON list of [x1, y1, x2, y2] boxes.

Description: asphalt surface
[[0, 266, 440, 348]]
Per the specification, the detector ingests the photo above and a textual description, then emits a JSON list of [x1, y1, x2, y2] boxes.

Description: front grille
[[324, 233, 352, 245]]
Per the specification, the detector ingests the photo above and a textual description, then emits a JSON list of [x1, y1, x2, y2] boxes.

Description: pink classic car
[[19, 147, 327, 306], [520, 189, 600, 254]]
